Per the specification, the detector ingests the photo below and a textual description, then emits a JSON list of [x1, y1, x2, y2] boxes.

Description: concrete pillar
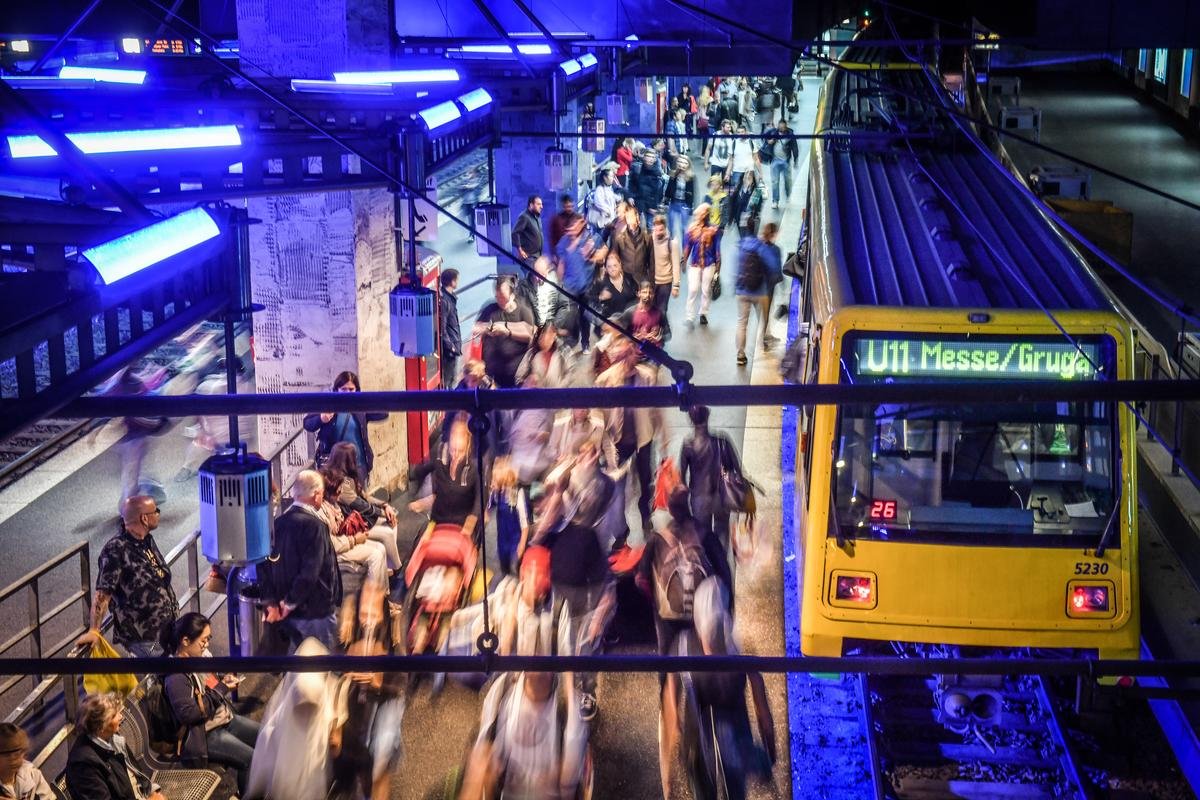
[[237, 0, 407, 493]]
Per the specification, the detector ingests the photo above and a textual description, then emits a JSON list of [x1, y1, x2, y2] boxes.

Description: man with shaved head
[[78, 495, 177, 657]]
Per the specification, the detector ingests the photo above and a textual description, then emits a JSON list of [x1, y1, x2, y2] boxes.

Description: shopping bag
[[82, 634, 138, 697], [652, 457, 681, 511]]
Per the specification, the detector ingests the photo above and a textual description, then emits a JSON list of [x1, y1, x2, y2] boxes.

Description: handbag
[[715, 437, 756, 515], [339, 510, 370, 538], [710, 269, 723, 301], [82, 634, 138, 697]]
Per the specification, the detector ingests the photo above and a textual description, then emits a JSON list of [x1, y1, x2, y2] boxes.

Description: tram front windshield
[[833, 333, 1119, 546]]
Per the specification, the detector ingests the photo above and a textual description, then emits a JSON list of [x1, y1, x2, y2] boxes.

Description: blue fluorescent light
[[83, 208, 221, 285], [459, 43, 553, 55], [59, 65, 146, 85], [417, 100, 461, 131], [290, 79, 394, 95], [559, 58, 581, 75], [458, 87, 492, 113], [1, 75, 95, 89], [332, 68, 459, 85], [7, 125, 242, 159], [578, 53, 597, 69]]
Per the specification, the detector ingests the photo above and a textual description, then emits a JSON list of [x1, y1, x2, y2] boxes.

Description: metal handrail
[[2, 529, 223, 729]]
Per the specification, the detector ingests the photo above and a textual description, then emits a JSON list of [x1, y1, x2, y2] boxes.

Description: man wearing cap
[[0, 723, 55, 800]]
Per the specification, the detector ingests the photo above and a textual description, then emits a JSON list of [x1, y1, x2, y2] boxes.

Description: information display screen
[[850, 335, 1106, 381]]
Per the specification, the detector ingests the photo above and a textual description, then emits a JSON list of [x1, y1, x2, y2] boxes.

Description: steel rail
[[46, 379, 1200, 419], [0, 653, 1193, 679]]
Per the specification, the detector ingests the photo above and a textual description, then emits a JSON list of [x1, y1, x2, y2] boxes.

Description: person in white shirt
[[0, 724, 54, 800]]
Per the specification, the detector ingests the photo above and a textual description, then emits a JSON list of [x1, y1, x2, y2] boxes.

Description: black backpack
[[144, 677, 182, 754], [737, 246, 767, 292]]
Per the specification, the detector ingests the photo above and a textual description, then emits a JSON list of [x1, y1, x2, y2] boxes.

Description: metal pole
[[28, 0, 105, 74]]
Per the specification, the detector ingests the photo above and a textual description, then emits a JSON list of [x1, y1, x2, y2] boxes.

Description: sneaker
[[773, 202, 780, 210], [580, 692, 598, 721], [700, 314, 709, 326], [737, 352, 748, 366]]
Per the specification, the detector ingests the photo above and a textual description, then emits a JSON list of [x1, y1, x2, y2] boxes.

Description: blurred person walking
[[473, 277, 536, 388], [246, 639, 342, 800], [683, 204, 722, 327], [649, 214, 682, 317], [663, 156, 695, 246], [734, 222, 783, 365]]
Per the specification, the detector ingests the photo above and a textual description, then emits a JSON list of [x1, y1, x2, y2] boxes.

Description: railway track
[[0, 417, 95, 491], [788, 670, 883, 800], [868, 671, 1092, 799]]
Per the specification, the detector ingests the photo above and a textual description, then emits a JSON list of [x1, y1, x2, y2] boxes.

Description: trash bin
[[237, 583, 266, 657]]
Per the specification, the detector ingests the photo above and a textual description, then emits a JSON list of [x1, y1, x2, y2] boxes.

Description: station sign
[[852, 336, 1102, 381]]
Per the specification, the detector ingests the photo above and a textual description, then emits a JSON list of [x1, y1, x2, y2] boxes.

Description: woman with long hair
[[730, 169, 764, 236], [159, 613, 261, 794], [683, 203, 723, 327], [408, 420, 480, 538], [662, 155, 695, 246], [321, 441, 403, 576], [303, 370, 388, 479]]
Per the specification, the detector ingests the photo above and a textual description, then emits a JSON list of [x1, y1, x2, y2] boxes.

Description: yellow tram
[[795, 59, 1140, 660]]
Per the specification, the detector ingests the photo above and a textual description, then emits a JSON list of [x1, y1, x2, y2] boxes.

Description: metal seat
[[121, 682, 222, 800]]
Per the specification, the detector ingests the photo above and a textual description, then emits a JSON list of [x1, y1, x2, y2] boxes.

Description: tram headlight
[[1066, 580, 1115, 618], [1070, 585, 1109, 613], [834, 574, 875, 604]]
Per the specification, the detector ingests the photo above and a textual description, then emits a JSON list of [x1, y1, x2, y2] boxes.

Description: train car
[[794, 40, 1140, 660]]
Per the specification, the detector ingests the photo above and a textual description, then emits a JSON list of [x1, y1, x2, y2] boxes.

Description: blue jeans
[[207, 714, 260, 792], [771, 160, 792, 204], [123, 640, 163, 658], [283, 612, 338, 652], [668, 201, 690, 244]]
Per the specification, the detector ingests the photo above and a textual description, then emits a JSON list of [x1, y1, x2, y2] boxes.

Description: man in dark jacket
[[264, 470, 342, 651], [439, 268, 462, 387], [548, 194, 582, 252], [511, 194, 544, 267], [610, 204, 653, 285], [630, 150, 665, 231]]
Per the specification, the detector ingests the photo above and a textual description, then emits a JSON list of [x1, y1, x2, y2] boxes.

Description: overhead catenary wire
[[121, 0, 693, 386]]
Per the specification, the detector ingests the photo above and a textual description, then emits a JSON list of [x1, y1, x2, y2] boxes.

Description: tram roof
[[817, 46, 1115, 313]]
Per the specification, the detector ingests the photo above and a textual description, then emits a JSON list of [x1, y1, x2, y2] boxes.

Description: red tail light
[[1071, 585, 1110, 613], [835, 575, 874, 603]]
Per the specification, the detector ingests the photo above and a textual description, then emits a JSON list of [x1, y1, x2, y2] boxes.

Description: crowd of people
[[39, 69, 806, 800]]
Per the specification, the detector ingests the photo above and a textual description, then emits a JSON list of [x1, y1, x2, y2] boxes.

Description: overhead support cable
[[121, 0, 694, 386], [465, 0, 541, 78], [508, 0, 573, 59]]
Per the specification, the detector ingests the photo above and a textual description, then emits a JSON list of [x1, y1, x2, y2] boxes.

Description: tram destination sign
[[853, 337, 1102, 381]]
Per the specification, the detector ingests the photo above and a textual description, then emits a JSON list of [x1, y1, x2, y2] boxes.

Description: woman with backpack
[[159, 612, 261, 794], [734, 222, 783, 366], [636, 485, 732, 658]]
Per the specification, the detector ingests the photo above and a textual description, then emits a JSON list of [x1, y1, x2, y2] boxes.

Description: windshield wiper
[[1094, 506, 1118, 557]]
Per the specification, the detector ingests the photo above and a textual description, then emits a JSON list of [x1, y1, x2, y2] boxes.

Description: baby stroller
[[400, 524, 480, 658]]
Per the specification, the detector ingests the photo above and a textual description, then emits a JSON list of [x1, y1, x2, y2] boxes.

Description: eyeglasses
[[146, 508, 161, 515]]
